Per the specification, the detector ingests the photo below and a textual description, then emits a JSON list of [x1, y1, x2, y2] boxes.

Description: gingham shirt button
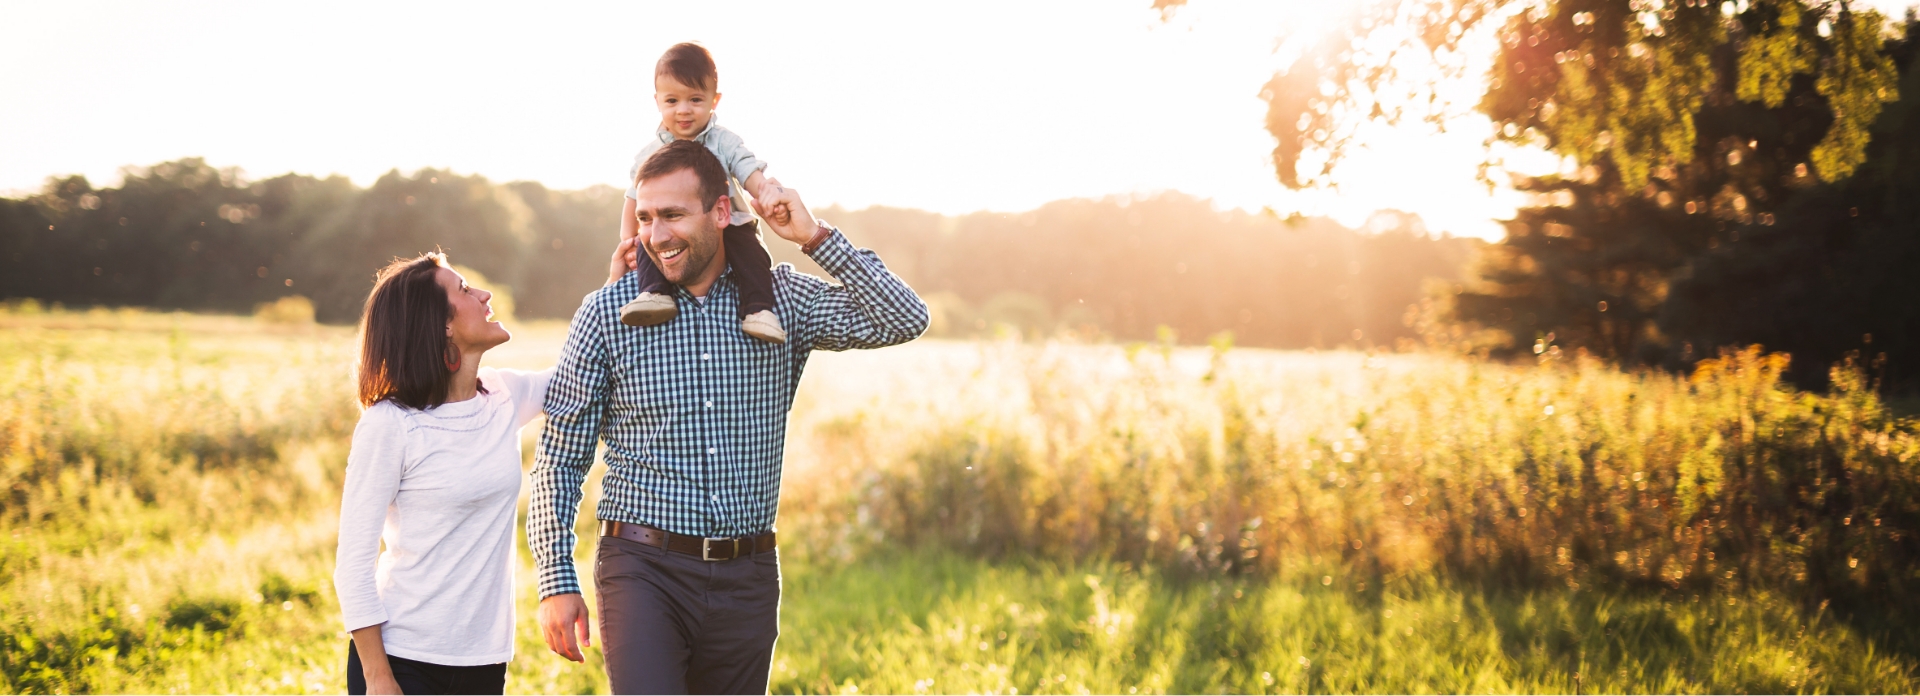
[[704, 400, 713, 408], [702, 353, 711, 360], [707, 447, 717, 454], [711, 494, 719, 502]]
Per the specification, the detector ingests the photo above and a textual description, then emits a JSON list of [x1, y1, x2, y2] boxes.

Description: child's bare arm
[[743, 168, 771, 203], [606, 236, 638, 286], [741, 168, 791, 225], [620, 195, 638, 241]]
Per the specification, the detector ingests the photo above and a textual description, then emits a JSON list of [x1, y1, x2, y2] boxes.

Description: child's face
[[655, 75, 719, 140]]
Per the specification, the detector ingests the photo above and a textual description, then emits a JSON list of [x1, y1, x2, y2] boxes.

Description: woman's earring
[[444, 340, 462, 372]]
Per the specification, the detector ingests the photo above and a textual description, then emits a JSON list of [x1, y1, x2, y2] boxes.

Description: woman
[[334, 239, 640, 694], [331, 250, 547, 694], [334, 236, 638, 694]]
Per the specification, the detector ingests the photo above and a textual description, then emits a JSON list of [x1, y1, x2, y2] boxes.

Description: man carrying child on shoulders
[[527, 44, 930, 695]]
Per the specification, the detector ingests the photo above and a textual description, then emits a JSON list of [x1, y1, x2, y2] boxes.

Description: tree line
[[0, 161, 1478, 350], [0, 163, 624, 325]]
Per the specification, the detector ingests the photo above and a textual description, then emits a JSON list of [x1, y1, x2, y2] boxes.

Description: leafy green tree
[[1163, 0, 1914, 386], [1464, 4, 1912, 385], [1662, 29, 1920, 388]]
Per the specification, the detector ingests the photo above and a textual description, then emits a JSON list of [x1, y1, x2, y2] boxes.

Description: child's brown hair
[[656, 42, 716, 92]]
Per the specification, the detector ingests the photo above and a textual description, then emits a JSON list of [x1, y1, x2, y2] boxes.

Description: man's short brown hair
[[656, 42, 717, 92], [636, 139, 729, 212]]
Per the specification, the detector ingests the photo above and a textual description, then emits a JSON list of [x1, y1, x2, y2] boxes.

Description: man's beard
[[650, 220, 722, 285]]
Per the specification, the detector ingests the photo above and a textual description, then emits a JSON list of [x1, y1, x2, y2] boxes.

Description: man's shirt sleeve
[[798, 228, 930, 351], [528, 295, 613, 598]]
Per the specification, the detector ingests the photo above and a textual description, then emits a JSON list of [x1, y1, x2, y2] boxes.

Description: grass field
[[2, 303, 1917, 694]]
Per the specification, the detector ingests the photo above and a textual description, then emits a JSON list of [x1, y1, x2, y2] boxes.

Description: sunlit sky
[[4, 0, 1914, 240]]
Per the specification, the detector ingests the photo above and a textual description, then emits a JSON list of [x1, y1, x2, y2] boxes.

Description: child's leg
[[723, 221, 776, 318], [630, 244, 676, 296], [618, 239, 680, 327]]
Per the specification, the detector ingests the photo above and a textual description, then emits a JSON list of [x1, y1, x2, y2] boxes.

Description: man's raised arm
[[752, 181, 930, 351]]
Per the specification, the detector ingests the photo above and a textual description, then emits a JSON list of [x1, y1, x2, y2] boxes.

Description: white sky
[[3, 0, 1913, 240]]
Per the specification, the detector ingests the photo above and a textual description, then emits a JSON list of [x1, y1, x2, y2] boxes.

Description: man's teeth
[[661, 248, 684, 260]]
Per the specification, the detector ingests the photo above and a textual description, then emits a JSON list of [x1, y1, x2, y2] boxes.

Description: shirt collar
[[672, 264, 737, 302], [655, 113, 719, 144]]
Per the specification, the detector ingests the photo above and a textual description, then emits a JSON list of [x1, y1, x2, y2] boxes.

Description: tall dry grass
[[783, 338, 1920, 605], [0, 306, 615, 694], [0, 307, 358, 693], [1, 308, 356, 524]]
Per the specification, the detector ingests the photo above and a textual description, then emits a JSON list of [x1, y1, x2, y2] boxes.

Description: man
[[529, 139, 928, 694]]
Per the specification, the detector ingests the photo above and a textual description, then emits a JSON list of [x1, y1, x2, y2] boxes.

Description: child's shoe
[[619, 292, 677, 327], [742, 310, 786, 344]]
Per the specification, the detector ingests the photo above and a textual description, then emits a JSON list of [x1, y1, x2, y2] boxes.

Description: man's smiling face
[[633, 167, 729, 288]]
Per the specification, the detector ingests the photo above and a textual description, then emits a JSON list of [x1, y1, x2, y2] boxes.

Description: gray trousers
[[594, 534, 782, 695]]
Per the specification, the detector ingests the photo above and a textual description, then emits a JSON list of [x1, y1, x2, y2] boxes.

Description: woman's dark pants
[[346, 640, 506, 695]]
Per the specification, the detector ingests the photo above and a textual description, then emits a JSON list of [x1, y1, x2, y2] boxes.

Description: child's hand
[[751, 178, 820, 245], [757, 178, 793, 227], [607, 236, 640, 286]]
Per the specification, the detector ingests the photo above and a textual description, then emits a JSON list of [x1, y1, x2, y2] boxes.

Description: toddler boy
[[617, 42, 784, 343]]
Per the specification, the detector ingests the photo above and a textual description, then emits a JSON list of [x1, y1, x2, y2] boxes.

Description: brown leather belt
[[599, 520, 776, 562]]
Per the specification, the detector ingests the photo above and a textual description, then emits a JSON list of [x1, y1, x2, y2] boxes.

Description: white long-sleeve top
[[333, 366, 551, 666]]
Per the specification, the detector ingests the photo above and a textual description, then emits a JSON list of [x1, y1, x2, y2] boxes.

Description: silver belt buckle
[[701, 537, 738, 561]]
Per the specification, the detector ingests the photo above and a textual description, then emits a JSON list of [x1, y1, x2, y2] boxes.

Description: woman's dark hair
[[356, 252, 468, 410]]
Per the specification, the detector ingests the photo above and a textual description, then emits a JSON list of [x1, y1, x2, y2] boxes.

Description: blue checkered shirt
[[529, 228, 929, 598]]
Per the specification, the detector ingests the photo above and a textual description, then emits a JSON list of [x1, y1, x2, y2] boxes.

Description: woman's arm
[[333, 407, 405, 677], [481, 366, 556, 427], [350, 625, 404, 695]]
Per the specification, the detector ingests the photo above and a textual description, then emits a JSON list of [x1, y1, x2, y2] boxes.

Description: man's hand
[[538, 593, 593, 662], [749, 178, 819, 245], [606, 236, 639, 286]]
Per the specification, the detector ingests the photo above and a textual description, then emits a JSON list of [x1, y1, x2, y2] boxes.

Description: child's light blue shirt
[[626, 114, 765, 227]]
